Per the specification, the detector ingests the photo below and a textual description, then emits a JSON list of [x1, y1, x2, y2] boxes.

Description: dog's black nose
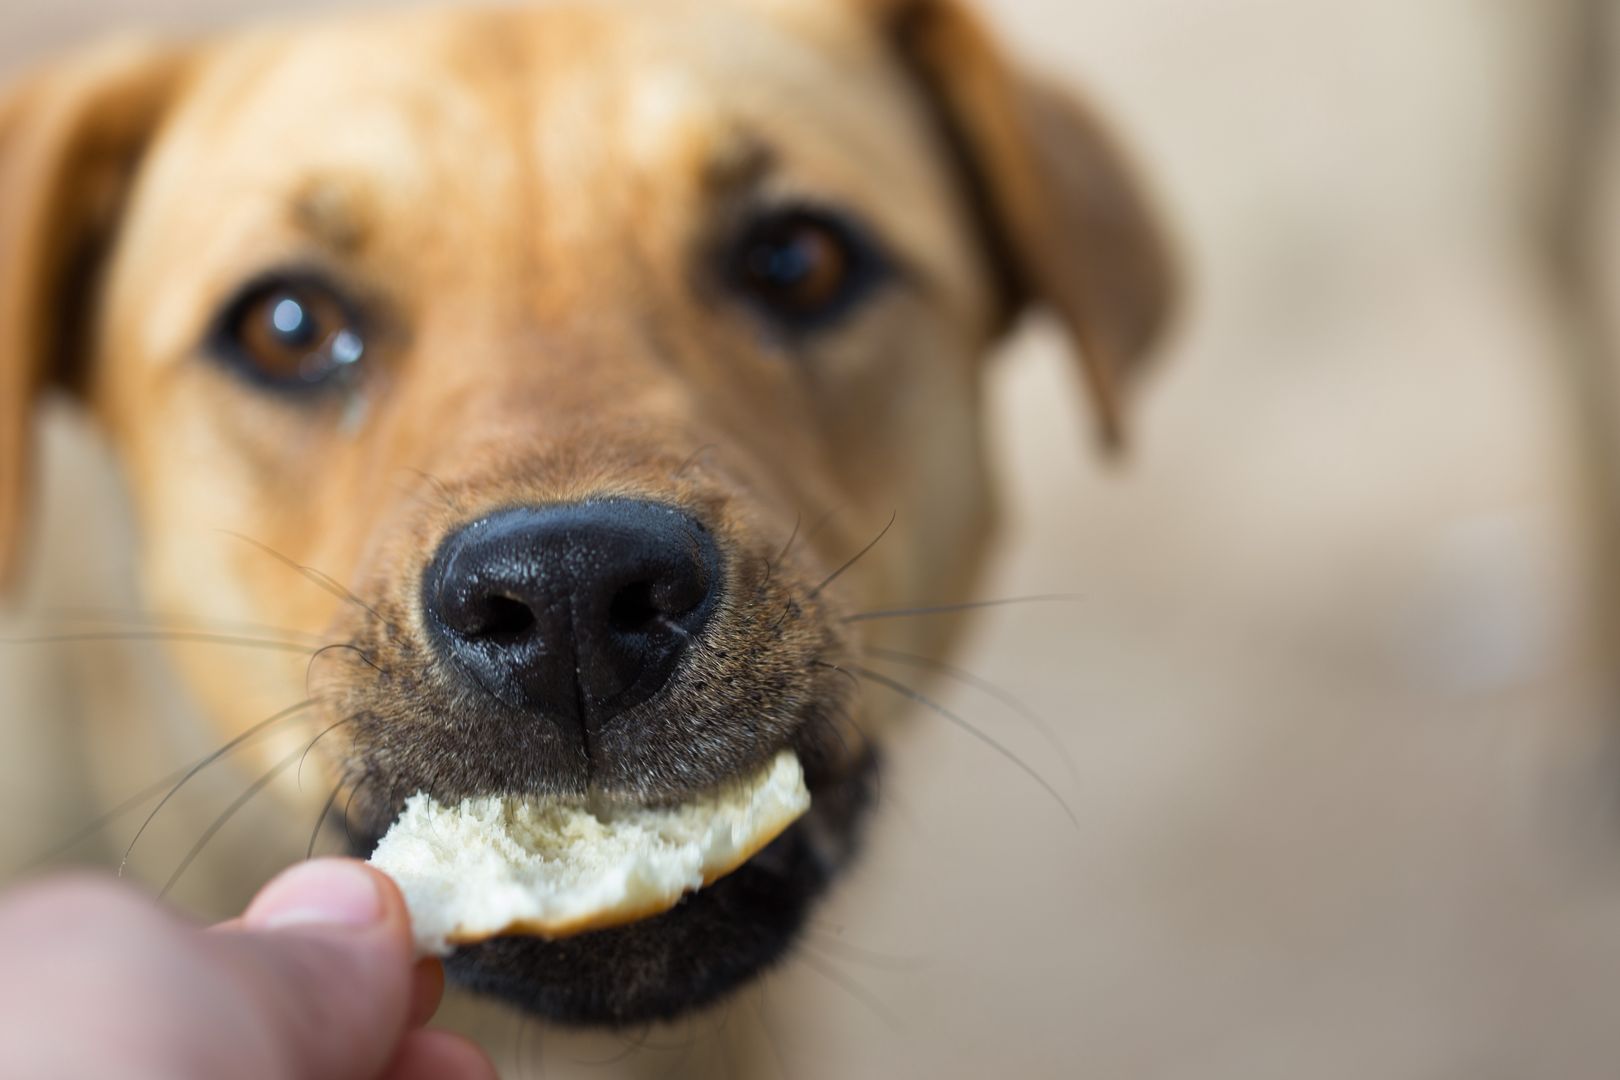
[[424, 500, 721, 735]]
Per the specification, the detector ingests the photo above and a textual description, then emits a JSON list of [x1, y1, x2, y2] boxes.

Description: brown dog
[[0, 0, 1173, 1034]]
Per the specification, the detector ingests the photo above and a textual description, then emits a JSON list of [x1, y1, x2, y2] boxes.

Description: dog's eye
[[215, 278, 365, 390], [727, 208, 886, 332]]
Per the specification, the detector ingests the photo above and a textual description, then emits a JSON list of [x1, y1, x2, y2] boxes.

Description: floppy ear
[[0, 41, 189, 594], [873, 0, 1178, 449]]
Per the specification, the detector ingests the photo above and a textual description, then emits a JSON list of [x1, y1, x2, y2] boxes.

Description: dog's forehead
[[161, 3, 932, 216], [114, 0, 978, 365], [111, 0, 967, 360]]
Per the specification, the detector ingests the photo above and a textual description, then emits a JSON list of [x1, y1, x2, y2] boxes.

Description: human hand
[[0, 859, 497, 1080]]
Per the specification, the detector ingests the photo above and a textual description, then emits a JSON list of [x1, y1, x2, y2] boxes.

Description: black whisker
[[802, 504, 845, 548], [308, 641, 383, 671], [298, 716, 355, 789], [754, 988, 793, 1080], [219, 531, 385, 624], [401, 467, 458, 512], [341, 780, 370, 852], [32, 607, 325, 645], [307, 781, 345, 860], [804, 698, 862, 804], [0, 631, 316, 654], [516, 1013, 543, 1079], [25, 773, 192, 870], [768, 599, 795, 634], [652, 1019, 697, 1079], [844, 593, 1081, 624], [508, 1006, 529, 1079], [836, 705, 884, 809], [25, 721, 294, 869], [811, 659, 860, 695], [590, 1026, 687, 1056], [672, 443, 720, 479], [761, 511, 803, 595], [849, 665, 1078, 827], [773, 513, 803, 568], [811, 511, 897, 599], [800, 928, 933, 972], [807, 671, 884, 809], [864, 646, 1080, 786], [568, 1025, 652, 1067], [715, 998, 740, 1080], [159, 745, 304, 899], [793, 950, 903, 1031], [305, 642, 384, 702], [119, 699, 317, 877]]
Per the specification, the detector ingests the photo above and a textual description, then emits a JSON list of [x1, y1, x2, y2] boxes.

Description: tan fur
[[0, 0, 1175, 1046]]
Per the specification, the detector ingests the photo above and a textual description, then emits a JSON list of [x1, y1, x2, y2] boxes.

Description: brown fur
[[0, 0, 1175, 1031]]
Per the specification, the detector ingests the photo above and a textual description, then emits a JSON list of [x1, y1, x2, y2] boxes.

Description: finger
[[0, 875, 222, 1079], [379, 1030, 500, 1080], [212, 859, 418, 1080], [408, 958, 446, 1028]]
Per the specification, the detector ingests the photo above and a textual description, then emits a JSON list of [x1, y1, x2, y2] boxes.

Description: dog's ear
[[0, 42, 189, 594], [868, 0, 1178, 449]]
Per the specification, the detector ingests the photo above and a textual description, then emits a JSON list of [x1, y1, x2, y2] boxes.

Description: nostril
[[653, 565, 709, 619], [469, 594, 538, 640], [608, 581, 661, 634]]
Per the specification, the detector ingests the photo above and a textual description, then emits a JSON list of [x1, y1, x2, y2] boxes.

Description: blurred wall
[[3, 1, 1619, 1077]]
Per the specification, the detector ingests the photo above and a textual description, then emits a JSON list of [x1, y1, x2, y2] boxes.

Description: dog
[[0, 0, 1174, 1041]]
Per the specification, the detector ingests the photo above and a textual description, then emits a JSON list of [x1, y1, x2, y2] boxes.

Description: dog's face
[[0, 0, 1172, 1027]]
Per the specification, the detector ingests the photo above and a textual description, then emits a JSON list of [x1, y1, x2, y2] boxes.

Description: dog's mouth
[[448, 748, 874, 1027], [345, 745, 877, 1027], [320, 496, 878, 1026]]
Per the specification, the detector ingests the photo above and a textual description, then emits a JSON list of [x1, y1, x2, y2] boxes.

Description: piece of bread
[[369, 750, 811, 956]]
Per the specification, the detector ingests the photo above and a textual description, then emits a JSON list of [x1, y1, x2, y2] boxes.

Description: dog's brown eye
[[728, 208, 887, 333], [215, 277, 365, 390]]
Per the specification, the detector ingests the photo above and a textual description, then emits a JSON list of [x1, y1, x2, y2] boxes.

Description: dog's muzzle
[[423, 499, 722, 739]]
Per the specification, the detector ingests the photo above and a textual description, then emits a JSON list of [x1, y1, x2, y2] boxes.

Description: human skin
[[0, 859, 497, 1080]]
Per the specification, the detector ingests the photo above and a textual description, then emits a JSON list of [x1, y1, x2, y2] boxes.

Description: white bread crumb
[[370, 750, 811, 956]]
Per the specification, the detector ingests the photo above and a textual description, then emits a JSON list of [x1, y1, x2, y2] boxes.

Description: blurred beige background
[[4, 1, 1620, 1077]]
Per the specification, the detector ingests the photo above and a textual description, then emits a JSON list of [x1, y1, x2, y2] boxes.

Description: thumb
[[212, 859, 418, 1080]]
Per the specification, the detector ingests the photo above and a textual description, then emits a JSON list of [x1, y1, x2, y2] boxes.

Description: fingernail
[[245, 860, 383, 931]]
